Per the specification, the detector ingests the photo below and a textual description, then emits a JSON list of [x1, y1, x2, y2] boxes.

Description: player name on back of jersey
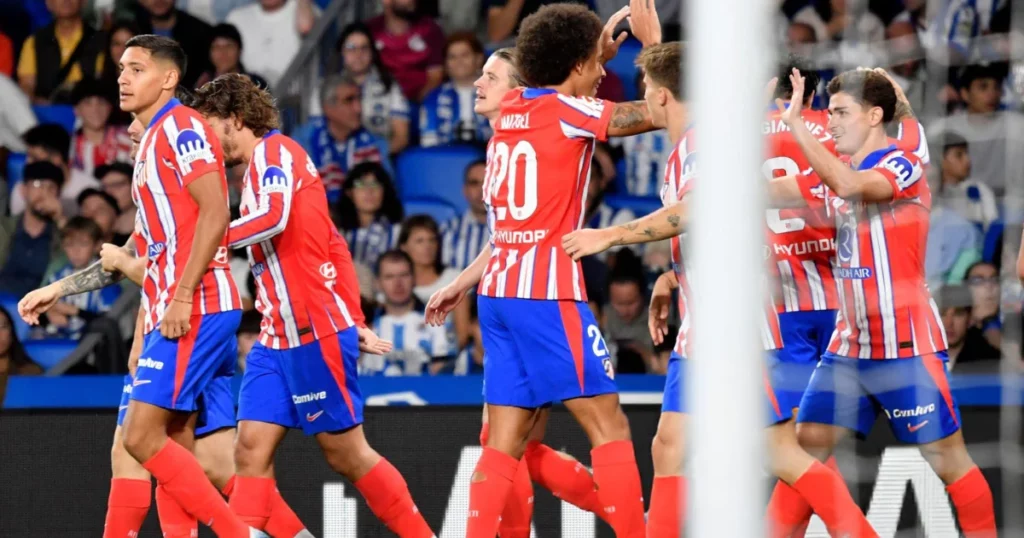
[[499, 112, 531, 130], [762, 117, 831, 142]]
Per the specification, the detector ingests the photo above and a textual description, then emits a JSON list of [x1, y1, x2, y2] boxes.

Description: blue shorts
[[663, 351, 792, 426], [479, 296, 617, 408], [797, 352, 962, 444], [130, 311, 241, 412], [237, 327, 363, 436], [117, 374, 236, 437], [776, 310, 836, 364]]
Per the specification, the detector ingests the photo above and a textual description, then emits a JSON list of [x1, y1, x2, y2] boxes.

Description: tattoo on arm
[[56, 235, 134, 297], [893, 100, 915, 121], [610, 101, 648, 130]]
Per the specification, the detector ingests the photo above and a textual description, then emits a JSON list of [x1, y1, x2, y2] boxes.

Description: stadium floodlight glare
[[686, 0, 774, 535]]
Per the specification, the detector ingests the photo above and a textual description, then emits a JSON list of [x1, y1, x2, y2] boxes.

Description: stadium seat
[[23, 339, 79, 370], [982, 219, 1004, 264], [605, 37, 643, 101], [0, 292, 31, 341], [32, 105, 77, 133], [6, 152, 26, 193], [602, 193, 662, 216], [396, 145, 485, 213], [402, 196, 459, 224]]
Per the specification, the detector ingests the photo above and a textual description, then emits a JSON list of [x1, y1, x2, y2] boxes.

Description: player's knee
[[579, 403, 631, 446], [919, 437, 975, 484], [121, 422, 159, 463], [651, 431, 684, 476], [320, 431, 378, 480], [234, 430, 273, 475], [795, 423, 834, 462]]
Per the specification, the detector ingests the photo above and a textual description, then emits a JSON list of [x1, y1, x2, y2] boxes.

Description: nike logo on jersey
[[306, 410, 325, 422], [907, 420, 929, 433]]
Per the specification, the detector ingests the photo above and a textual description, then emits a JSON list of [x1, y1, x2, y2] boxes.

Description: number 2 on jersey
[[762, 156, 805, 234], [489, 141, 539, 221]]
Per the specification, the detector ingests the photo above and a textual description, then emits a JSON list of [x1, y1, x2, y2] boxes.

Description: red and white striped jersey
[[664, 127, 784, 357], [796, 145, 946, 359], [230, 131, 359, 349], [132, 99, 240, 334], [478, 88, 611, 302]]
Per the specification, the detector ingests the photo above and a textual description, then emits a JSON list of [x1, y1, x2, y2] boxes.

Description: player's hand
[[599, 6, 630, 63], [764, 77, 778, 106], [649, 272, 676, 345], [562, 228, 615, 261], [775, 68, 805, 127], [872, 67, 910, 106], [99, 243, 130, 273], [628, 0, 661, 47], [160, 298, 192, 339], [357, 326, 393, 355], [425, 284, 468, 326], [18, 284, 62, 325]]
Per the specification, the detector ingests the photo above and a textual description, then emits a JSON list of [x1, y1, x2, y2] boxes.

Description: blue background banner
[[3, 373, 1021, 409]]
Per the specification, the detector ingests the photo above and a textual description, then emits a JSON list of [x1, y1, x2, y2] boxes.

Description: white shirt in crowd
[[0, 74, 36, 154], [361, 309, 454, 376], [9, 169, 99, 217], [938, 179, 1000, 230], [413, 267, 460, 304], [928, 112, 1024, 196], [226, 0, 317, 87]]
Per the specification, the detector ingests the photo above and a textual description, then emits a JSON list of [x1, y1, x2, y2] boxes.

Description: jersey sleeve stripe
[[556, 94, 603, 118], [559, 119, 596, 139]]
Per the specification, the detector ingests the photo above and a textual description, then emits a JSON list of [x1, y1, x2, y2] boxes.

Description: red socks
[[591, 441, 646, 538], [523, 441, 606, 521], [467, 447, 520, 538], [791, 460, 876, 537], [765, 456, 843, 538], [354, 458, 434, 538], [103, 478, 151, 538], [946, 466, 997, 538], [498, 457, 534, 538], [646, 476, 684, 538], [156, 485, 198, 538], [229, 476, 275, 530], [225, 474, 310, 538], [141, 439, 250, 538]]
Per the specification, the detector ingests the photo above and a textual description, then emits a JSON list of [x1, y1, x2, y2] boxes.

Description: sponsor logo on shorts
[[292, 391, 328, 404], [885, 403, 935, 419], [907, 420, 929, 433], [122, 384, 132, 394], [306, 410, 325, 422], [118, 405, 129, 411], [137, 357, 165, 370]]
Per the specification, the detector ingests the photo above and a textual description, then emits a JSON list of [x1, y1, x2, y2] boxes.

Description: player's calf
[[195, 427, 236, 489], [563, 393, 632, 446], [919, 431, 996, 537]]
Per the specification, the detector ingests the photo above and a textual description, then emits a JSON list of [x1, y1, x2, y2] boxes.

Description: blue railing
[[3, 373, 1020, 409]]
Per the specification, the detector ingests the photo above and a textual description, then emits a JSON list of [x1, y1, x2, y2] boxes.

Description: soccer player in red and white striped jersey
[[768, 68, 996, 538], [193, 74, 434, 538], [562, 41, 877, 538]]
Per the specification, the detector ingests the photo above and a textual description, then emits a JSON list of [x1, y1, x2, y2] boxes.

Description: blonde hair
[[491, 48, 526, 88]]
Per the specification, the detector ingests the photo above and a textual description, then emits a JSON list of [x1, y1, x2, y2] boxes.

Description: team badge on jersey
[[260, 166, 291, 193], [174, 129, 214, 165], [133, 159, 146, 187], [680, 151, 698, 181], [836, 223, 856, 263]]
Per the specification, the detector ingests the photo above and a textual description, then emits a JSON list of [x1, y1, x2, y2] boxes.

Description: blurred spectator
[[335, 162, 403, 268], [76, 188, 122, 244], [939, 285, 1001, 371], [928, 65, 1024, 198], [17, 0, 104, 103], [585, 154, 637, 259], [419, 32, 489, 147], [96, 162, 136, 243], [229, 251, 255, 311], [965, 261, 1002, 349], [135, 0, 214, 88], [303, 74, 392, 198], [194, 24, 270, 89], [14, 124, 100, 216], [69, 79, 132, 179], [925, 204, 980, 288], [603, 266, 654, 373], [332, 23, 410, 154], [441, 160, 488, 270], [37, 216, 121, 339], [0, 30, 13, 77], [362, 250, 454, 376], [0, 305, 42, 406], [930, 0, 1010, 65], [0, 73, 37, 154], [367, 0, 445, 101], [487, 0, 591, 44], [787, 0, 914, 46], [0, 162, 67, 297], [399, 214, 460, 302], [453, 295, 484, 375], [224, 0, 316, 87], [236, 309, 262, 371], [935, 132, 998, 229], [614, 76, 671, 196], [95, 20, 138, 89], [594, 69, 625, 103]]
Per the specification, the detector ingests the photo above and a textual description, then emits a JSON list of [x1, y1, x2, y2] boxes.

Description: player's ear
[[868, 105, 884, 126], [161, 67, 180, 93]]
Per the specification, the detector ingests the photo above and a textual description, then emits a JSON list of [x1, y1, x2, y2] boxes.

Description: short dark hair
[[398, 214, 445, 274], [193, 74, 280, 137], [491, 47, 525, 88], [375, 249, 413, 275], [237, 309, 262, 335], [775, 54, 820, 104], [938, 285, 973, 312], [636, 42, 684, 100], [444, 31, 484, 59], [211, 23, 243, 48], [942, 131, 969, 154], [95, 161, 134, 181], [958, 64, 1006, 91], [464, 159, 486, 183], [71, 78, 114, 106], [77, 188, 121, 215], [124, 34, 187, 78], [826, 69, 897, 123], [23, 124, 71, 163], [23, 161, 66, 188], [62, 216, 103, 243], [515, 3, 603, 87]]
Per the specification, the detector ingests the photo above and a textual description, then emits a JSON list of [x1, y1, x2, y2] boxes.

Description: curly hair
[[775, 54, 820, 103], [515, 4, 603, 87], [826, 69, 896, 123], [192, 73, 280, 136]]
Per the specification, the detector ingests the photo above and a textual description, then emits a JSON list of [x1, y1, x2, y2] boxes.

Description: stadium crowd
[[0, 0, 1020, 402]]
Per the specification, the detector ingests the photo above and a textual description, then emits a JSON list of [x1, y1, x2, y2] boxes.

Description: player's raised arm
[[627, 0, 661, 47], [17, 235, 136, 324], [228, 159, 296, 249], [777, 69, 895, 203], [562, 197, 688, 261], [607, 100, 658, 137]]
